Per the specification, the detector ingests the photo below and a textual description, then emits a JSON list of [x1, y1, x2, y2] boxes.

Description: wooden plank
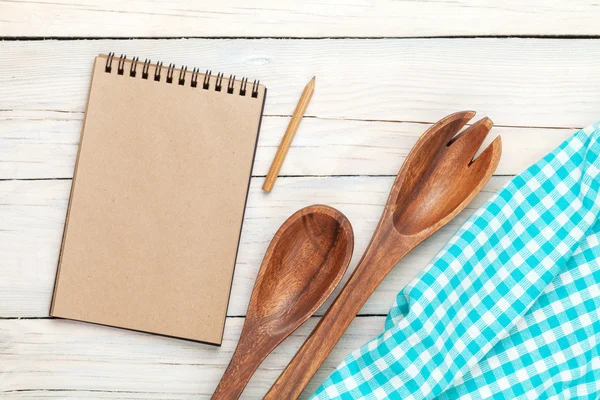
[[0, 176, 508, 318], [0, 111, 573, 179], [2, 0, 600, 38], [1, 40, 600, 128], [1, 317, 382, 399]]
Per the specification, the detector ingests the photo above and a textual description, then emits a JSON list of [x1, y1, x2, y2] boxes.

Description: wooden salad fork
[[264, 111, 502, 399]]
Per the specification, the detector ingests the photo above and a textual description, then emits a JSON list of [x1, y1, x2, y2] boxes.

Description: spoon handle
[[265, 234, 409, 399], [212, 333, 267, 400]]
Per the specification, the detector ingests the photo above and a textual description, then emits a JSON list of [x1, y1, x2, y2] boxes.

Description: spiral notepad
[[50, 53, 267, 345]]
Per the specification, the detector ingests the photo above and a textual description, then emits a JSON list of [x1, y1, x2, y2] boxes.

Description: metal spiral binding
[[130, 57, 139, 77], [215, 72, 224, 92], [178, 66, 187, 85], [239, 77, 248, 96], [154, 61, 163, 81], [203, 70, 212, 89], [166, 63, 175, 83], [117, 55, 126, 75], [251, 79, 260, 98], [227, 75, 236, 94], [104, 52, 260, 97]]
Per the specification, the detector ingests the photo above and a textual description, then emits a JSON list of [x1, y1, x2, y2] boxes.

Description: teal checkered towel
[[313, 123, 600, 399]]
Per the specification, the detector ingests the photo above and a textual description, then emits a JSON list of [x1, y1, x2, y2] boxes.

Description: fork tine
[[469, 135, 502, 170], [447, 117, 493, 165], [424, 110, 475, 148], [404, 111, 475, 170]]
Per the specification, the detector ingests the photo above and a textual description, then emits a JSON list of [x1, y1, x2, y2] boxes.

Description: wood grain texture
[[0, 111, 572, 179], [2, 18, 597, 400], [2, 0, 600, 37], [266, 111, 501, 399], [0, 317, 384, 399], [0, 176, 508, 318], [2, 40, 600, 128], [212, 205, 353, 399]]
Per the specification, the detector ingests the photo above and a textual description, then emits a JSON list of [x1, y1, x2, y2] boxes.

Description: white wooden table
[[2, 2, 600, 398]]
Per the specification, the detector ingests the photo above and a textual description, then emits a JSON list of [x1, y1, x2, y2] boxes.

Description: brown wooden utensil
[[211, 205, 354, 400], [264, 111, 502, 399]]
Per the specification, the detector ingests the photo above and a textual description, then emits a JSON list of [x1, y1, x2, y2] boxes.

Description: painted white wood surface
[[2, 40, 600, 128], [2, 317, 385, 398], [2, 0, 600, 38], [2, 9, 598, 399]]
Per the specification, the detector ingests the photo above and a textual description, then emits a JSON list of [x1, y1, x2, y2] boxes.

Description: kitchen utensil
[[211, 204, 354, 399], [265, 111, 502, 399]]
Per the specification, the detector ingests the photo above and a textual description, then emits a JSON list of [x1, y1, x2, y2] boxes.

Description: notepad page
[[51, 55, 266, 345]]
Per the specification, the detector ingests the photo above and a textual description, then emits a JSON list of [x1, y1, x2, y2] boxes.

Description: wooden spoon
[[265, 111, 502, 399], [211, 205, 354, 400]]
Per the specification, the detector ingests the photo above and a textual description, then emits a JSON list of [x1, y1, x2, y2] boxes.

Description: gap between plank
[[0, 314, 388, 320], [0, 174, 518, 182], [2, 35, 600, 40], [0, 389, 182, 395], [0, 110, 585, 131]]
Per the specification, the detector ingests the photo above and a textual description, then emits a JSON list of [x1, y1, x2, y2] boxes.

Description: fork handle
[[264, 233, 409, 399]]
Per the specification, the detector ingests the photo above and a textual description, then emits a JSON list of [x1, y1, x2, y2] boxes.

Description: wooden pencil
[[262, 76, 315, 192]]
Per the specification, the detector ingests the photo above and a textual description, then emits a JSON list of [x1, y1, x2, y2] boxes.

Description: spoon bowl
[[253, 209, 352, 325], [211, 205, 353, 399], [392, 112, 497, 235]]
